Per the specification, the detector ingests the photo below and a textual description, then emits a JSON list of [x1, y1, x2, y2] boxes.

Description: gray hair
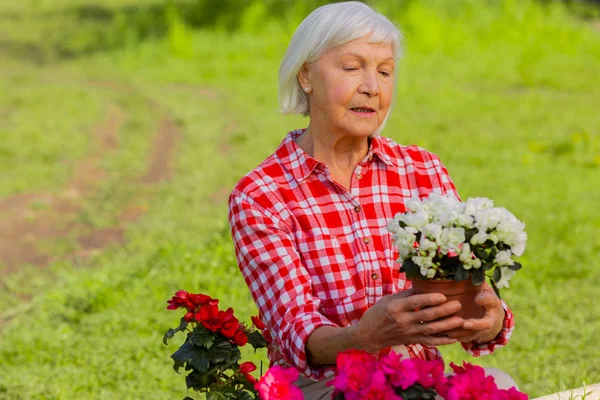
[[278, 1, 402, 133]]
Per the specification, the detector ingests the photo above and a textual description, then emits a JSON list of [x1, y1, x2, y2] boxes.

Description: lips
[[350, 106, 376, 112]]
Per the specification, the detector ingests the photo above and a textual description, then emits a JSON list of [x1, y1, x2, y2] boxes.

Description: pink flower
[[328, 349, 378, 394], [255, 365, 302, 400], [494, 387, 529, 400], [378, 350, 418, 390], [413, 358, 447, 390], [353, 370, 401, 400], [445, 362, 499, 400]]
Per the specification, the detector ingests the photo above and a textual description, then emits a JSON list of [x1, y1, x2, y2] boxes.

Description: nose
[[358, 69, 379, 97]]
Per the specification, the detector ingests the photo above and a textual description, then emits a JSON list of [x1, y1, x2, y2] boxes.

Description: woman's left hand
[[443, 283, 505, 344]]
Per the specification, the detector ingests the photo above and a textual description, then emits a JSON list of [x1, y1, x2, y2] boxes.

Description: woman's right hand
[[350, 290, 465, 354]]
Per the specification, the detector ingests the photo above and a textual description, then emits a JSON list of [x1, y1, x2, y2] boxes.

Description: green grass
[[1, 0, 599, 398]]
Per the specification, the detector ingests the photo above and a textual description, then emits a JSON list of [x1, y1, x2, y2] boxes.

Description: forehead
[[321, 36, 394, 63]]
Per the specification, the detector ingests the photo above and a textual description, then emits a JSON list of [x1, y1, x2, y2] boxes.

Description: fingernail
[[464, 322, 473, 329]]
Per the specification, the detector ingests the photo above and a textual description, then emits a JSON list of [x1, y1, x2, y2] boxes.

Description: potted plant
[[387, 194, 526, 319], [163, 290, 268, 400]]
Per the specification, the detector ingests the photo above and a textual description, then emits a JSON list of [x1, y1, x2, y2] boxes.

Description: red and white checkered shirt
[[228, 129, 514, 380]]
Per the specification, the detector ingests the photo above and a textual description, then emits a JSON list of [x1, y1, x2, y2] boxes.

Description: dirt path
[[0, 82, 184, 272]]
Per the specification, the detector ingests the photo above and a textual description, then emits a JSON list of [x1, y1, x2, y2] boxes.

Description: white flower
[[495, 267, 516, 288], [392, 229, 417, 259], [459, 243, 471, 263], [426, 268, 437, 279], [398, 210, 430, 229], [464, 197, 494, 216], [456, 212, 475, 229], [421, 223, 442, 242], [413, 255, 434, 276], [470, 229, 488, 245], [510, 231, 527, 257], [419, 237, 438, 253], [464, 257, 482, 270], [495, 250, 514, 266], [437, 210, 460, 227], [447, 227, 466, 248], [405, 197, 425, 213]]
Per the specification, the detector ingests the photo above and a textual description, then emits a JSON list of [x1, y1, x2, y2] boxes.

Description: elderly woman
[[228, 2, 516, 398]]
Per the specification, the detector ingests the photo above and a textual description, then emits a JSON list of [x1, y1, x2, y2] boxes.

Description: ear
[[297, 63, 311, 90]]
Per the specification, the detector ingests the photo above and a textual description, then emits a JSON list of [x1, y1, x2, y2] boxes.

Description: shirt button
[[363, 237, 371, 244], [371, 273, 378, 280], [354, 206, 361, 213], [355, 173, 362, 180]]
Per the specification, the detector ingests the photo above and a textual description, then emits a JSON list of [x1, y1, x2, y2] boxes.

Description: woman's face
[[299, 36, 395, 139]]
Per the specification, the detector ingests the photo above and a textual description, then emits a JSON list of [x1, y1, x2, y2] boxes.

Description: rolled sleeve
[[228, 192, 338, 378], [461, 300, 515, 356]]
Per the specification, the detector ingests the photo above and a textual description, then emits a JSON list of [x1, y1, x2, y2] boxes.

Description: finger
[[395, 293, 447, 312], [462, 316, 494, 331], [412, 300, 462, 324], [442, 328, 480, 342], [418, 316, 465, 336], [412, 334, 459, 346], [474, 291, 500, 308]]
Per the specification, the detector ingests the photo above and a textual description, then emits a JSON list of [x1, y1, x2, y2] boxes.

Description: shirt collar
[[276, 130, 395, 183], [276, 130, 321, 183]]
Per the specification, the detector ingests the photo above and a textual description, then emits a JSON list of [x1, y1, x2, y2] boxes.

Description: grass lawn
[[1, 0, 599, 398]]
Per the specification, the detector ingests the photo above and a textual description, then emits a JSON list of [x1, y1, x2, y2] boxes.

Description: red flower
[[183, 311, 194, 322], [166, 290, 191, 310], [190, 293, 212, 306], [232, 329, 248, 346], [255, 365, 302, 400], [239, 361, 257, 384], [219, 308, 240, 339], [251, 315, 266, 330], [196, 304, 221, 332]]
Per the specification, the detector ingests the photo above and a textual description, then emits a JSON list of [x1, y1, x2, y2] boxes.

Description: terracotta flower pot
[[410, 278, 485, 320]]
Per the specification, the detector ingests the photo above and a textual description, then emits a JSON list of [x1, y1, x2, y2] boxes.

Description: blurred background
[[0, 0, 599, 398]]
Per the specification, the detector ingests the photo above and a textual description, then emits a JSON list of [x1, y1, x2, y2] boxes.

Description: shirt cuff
[[461, 300, 515, 357], [280, 312, 339, 380]]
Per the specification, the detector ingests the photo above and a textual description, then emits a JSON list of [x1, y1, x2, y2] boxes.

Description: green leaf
[[454, 266, 469, 281], [474, 247, 488, 260], [189, 326, 216, 349], [235, 391, 254, 400], [481, 262, 494, 271], [163, 317, 188, 345], [206, 386, 238, 400], [464, 228, 477, 242], [471, 269, 485, 285], [401, 259, 421, 279], [185, 370, 213, 390], [211, 338, 233, 363], [247, 331, 268, 349], [493, 267, 502, 283], [171, 342, 195, 373], [508, 262, 522, 271], [183, 397, 195, 400], [490, 279, 501, 298]]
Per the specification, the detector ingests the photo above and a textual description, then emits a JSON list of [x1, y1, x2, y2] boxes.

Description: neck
[[296, 125, 369, 171], [295, 125, 370, 190]]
